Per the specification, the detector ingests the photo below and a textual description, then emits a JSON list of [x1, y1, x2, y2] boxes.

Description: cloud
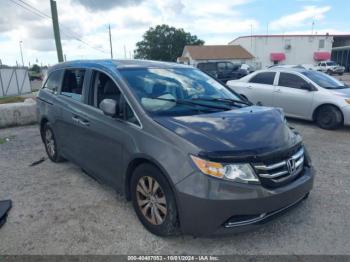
[[71, 0, 144, 11], [270, 5, 331, 31]]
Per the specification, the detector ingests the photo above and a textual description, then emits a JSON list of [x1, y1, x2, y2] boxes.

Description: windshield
[[119, 67, 243, 116], [301, 71, 348, 89], [326, 61, 337, 66]]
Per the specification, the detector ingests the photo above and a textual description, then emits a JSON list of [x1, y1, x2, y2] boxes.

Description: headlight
[[190, 155, 259, 184], [345, 99, 350, 105]]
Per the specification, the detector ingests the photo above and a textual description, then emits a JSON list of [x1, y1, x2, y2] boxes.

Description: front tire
[[315, 105, 343, 130], [42, 123, 64, 162], [131, 163, 179, 236]]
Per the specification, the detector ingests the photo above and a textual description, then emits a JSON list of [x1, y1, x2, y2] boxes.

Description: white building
[[229, 34, 334, 69], [178, 45, 254, 66]]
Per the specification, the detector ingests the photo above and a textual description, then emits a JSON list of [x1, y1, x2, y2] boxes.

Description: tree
[[29, 64, 41, 73], [134, 24, 204, 61]]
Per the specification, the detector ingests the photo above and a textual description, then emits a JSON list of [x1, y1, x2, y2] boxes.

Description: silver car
[[227, 69, 350, 129]]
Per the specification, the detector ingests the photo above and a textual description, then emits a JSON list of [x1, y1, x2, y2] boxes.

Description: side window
[[61, 69, 86, 101], [217, 62, 226, 72], [249, 72, 276, 85], [278, 73, 308, 89], [198, 63, 216, 73], [43, 70, 63, 92], [122, 97, 140, 126], [90, 71, 140, 126], [226, 62, 234, 71]]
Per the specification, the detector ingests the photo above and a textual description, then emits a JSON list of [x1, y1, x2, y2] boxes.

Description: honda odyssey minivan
[[37, 60, 314, 236]]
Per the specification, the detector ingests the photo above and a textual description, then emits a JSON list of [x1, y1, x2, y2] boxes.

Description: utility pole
[[123, 45, 127, 59], [109, 24, 113, 59], [19, 41, 24, 67], [250, 24, 253, 49], [50, 0, 64, 62]]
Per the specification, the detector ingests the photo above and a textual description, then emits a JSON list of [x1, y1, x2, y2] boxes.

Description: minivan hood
[[154, 106, 300, 158]]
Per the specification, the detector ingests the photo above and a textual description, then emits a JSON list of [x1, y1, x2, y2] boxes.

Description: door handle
[[79, 119, 90, 127], [247, 85, 253, 89], [72, 115, 80, 123]]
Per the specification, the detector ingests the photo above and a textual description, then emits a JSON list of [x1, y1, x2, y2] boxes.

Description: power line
[[8, 0, 109, 55]]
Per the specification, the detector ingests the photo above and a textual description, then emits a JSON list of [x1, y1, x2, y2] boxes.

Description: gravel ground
[[0, 120, 349, 255]]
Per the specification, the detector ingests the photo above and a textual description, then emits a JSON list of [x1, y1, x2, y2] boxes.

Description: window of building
[[278, 73, 308, 89], [319, 39, 325, 49], [61, 69, 86, 101], [43, 70, 63, 92], [249, 72, 276, 85]]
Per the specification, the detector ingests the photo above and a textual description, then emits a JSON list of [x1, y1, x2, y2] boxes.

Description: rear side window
[[278, 73, 308, 89], [43, 70, 63, 92], [61, 69, 86, 101], [198, 63, 216, 72], [249, 72, 276, 85], [217, 62, 226, 72]]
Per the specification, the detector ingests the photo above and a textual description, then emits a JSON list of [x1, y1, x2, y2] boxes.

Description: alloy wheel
[[45, 128, 55, 158], [136, 176, 167, 225]]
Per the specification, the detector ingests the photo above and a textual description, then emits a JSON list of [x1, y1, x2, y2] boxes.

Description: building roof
[[183, 45, 254, 60], [230, 34, 350, 44]]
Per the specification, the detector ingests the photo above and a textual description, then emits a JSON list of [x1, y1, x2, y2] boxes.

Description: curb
[[0, 98, 38, 128]]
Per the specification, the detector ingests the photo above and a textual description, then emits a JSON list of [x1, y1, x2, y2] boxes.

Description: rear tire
[[315, 105, 343, 130], [131, 163, 179, 236], [42, 123, 64, 162]]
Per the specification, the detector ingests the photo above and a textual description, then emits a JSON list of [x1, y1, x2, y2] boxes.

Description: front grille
[[253, 147, 304, 188]]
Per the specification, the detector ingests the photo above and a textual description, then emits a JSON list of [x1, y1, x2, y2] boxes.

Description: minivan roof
[[48, 59, 191, 73]]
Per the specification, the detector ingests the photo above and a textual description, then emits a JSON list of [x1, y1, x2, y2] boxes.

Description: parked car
[[37, 60, 314, 236], [316, 61, 345, 75], [269, 64, 315, 70], [28, 70, 43, 81], [197, 61, 248, 83], [227, 68, 350, 129]]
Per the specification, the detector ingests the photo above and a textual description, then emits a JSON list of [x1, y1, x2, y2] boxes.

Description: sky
[[0, 0, 349, 66]]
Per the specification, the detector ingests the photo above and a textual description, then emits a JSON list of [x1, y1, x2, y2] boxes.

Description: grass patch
[[0, 96, 25, 104], [0, 135, 16, 145]]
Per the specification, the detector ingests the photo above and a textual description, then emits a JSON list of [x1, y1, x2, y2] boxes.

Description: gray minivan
[[37, 60, 314, 236]]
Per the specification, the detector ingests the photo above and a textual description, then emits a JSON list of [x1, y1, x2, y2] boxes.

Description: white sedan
[[227, 68, 350, 129]]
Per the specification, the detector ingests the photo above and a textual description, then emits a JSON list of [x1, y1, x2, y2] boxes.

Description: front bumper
[[331, 67, 345, 73], [342, 105, 350, 126], [174, 166, 314, 236]]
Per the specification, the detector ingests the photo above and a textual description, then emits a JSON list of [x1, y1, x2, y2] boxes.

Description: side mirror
[[100, 99, 118, 117]]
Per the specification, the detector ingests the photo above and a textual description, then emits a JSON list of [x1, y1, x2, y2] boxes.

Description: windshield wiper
[[146, 97, 231, 110], [191, 97, 252, 106]]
